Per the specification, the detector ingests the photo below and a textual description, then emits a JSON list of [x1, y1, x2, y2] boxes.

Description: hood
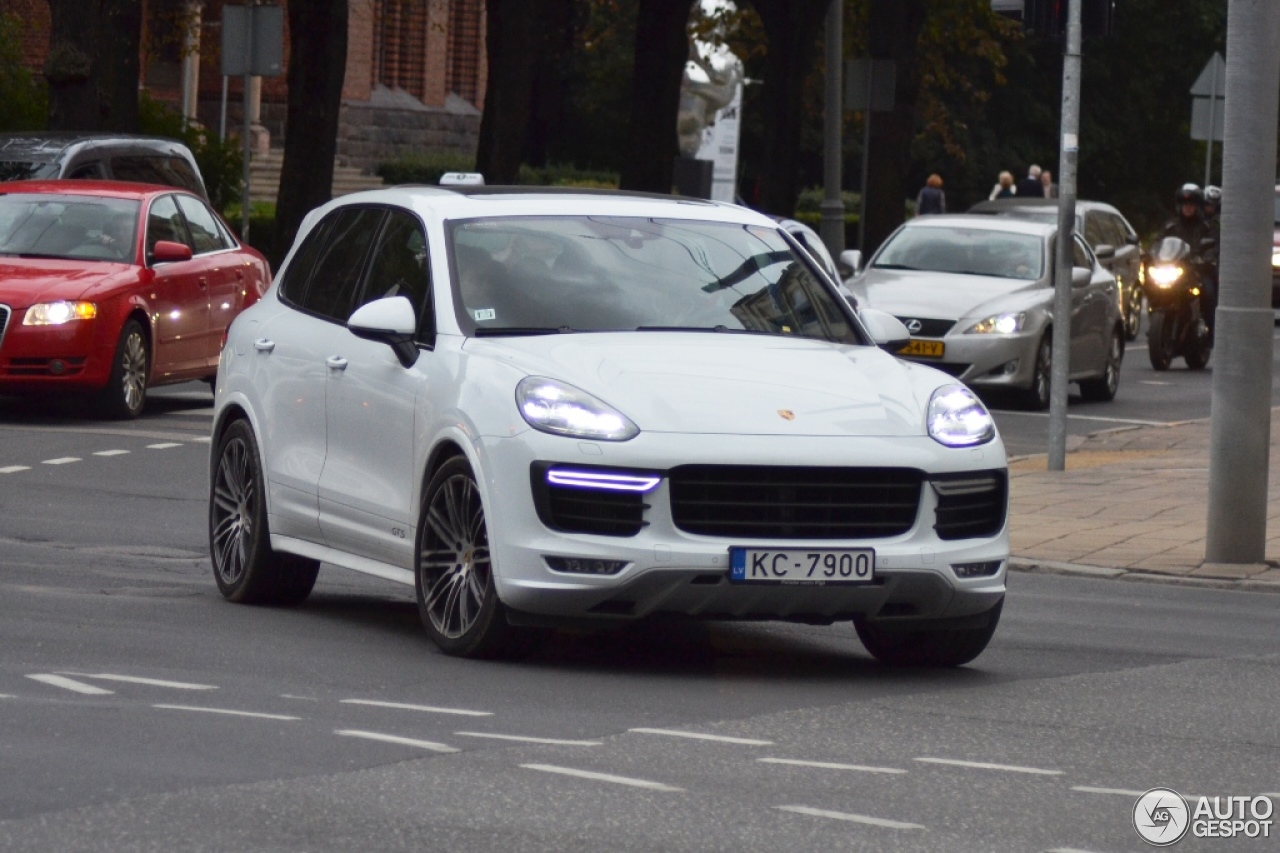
[[0, 259, 133, 307], [465, 332, 932, 437], [852, 268, 1045, 322]]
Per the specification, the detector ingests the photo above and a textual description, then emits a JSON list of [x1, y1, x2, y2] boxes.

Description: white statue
[[676, 43, 744, 159]]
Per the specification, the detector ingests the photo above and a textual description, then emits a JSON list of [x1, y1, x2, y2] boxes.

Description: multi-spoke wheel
[[99, 319, 149, 419], [209, 419, 318, 605], [854, 599, 1003, 668], [415, 456, 515, 657], [1080, 327, 1123, 401], [1018, 331, 1052, 411]]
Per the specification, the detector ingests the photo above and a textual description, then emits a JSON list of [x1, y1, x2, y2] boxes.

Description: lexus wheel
[[1080, 328, 1122, 401], [1019, 332, 1052, 411]]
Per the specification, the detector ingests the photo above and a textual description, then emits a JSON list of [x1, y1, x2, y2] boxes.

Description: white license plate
[[728, 547, 875, 585]]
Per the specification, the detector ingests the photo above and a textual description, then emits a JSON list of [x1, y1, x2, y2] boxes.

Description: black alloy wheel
[[1124, 284, 1143, 341], [1019, 331, 1052, 411], [1079, 328, 1123, 402]]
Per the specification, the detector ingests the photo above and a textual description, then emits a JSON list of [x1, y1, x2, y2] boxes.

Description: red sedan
[[0, 180, 269, 418]]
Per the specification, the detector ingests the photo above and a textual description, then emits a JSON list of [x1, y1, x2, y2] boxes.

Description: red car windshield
[[0, 193, 140, 262]]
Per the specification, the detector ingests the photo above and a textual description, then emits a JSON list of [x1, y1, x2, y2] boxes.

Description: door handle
[[326, 356, 349, 371], [198, 278, 208, 289], [235, 270, 245, 281], [253, 338, 275, 353]]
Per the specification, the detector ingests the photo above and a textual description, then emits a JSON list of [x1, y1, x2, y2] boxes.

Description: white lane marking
[[42, 457, 81, 465], [1138, 380, 1173, 386], [146, 443, 183, 450], [521, 763, 683, 792], [26, 674, 113, 695], [335, 730, 458, 753], [1072, 785, 1146, 797], [280, 694, 319, 701], [58, 672, 216, 690], [915, 756, 1062, 776], [454, 731, 602, 746], [153, 704, 299, 721], [340, 698, 492, 716], [1047, 848, 1106, 853], [191, 436, 212, 444], [93, 450, 130, 457], [775, 805, 925, 830], [0, 694, 15, 699], [628, 727, 773, 746], [0, 466, 30, 474], [758, 757, 907, 774]]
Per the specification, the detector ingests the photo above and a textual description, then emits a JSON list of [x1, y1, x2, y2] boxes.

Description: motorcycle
[[1143, 235, 1213, 371]]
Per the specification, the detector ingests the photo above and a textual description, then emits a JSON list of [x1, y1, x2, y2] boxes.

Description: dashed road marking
[[521, 763, 683, 792], [0, 694, 14, 699], [42, 457, 81, 466], [758, 757, 907, 774], [58, 672, 216, 690], [93, 450, 130, 457], [1047, 848, 1107, 853], [0, 466, 30, 474], [628, 727, 773, 746], [153, 704, 300, 721], [340, 698, 492, 716], [915, 757, 1062, 776], [335, 730, 458, 753], [1072, 785, 1146, 797], [454, 732, 602, 746], [146, 443, 183, 450], [775, 805, 925, 830], [191, 436, 212, 444], [26, 674, 114, 695]]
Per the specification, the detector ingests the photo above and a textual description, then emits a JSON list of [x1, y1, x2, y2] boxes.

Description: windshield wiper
[[11, 252, 71, 260], [635, 324, 732, 333], [472, 326, 579, 337]]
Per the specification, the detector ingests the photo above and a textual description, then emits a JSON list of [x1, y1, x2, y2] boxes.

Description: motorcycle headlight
[[1147, 265, 1183, 287], [927, 384, 995, 447], [23, 301, 98, 326], [965, 312, 1026, 335], [1271, 251, 1280, 269], [516, 377, 639, 441]]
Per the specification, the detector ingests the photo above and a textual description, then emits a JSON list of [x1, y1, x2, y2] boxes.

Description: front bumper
[[900, 331, 1039, 392], [0, 305, 112, 393], [476, 430, 1008, 624]]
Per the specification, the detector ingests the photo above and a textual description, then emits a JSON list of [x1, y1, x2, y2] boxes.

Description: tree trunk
[[617, 0, 692, 193], [477, 0, 562, 184], [46, 0, 141, 131], [862, 0, 927, 253], [274, 0, 348, 263], [747, 0, 830, 216]]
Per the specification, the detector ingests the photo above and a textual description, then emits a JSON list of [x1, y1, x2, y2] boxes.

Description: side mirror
[[347, 296, 419, 368], [1126, 233, 1140, 246], [1071, 267, 1092, 288], [1093, 243, 1116, 260], [839, 249, 863, 278], [151, 240, 192, 263], [859, 307, 911, 351]]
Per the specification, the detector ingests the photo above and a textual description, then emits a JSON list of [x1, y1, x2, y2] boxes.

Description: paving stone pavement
[[1007, 415, 1280, 591]]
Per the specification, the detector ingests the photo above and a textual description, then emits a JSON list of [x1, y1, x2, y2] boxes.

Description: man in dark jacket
[[1016, 165, 1044, 198], [1162, 183, 1216, 337]]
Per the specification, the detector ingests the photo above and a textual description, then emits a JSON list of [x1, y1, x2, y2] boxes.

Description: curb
[[1008, 558, 1280, 594]]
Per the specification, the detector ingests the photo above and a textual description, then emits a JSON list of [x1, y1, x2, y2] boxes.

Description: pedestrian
[[915, 173, 946, 215], [989, 171, 1015, 200], [1016, 165, 1043, 197], [1040, 169, 1058, 198]]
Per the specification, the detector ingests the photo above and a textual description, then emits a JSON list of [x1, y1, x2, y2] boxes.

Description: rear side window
[[161, 157, 204, 195], [175, 195, 230, 254], [67, 162, 106, 179], [146, 195, 191, 254], [111, 156, 169, 186], [292, 207, 385, 322]]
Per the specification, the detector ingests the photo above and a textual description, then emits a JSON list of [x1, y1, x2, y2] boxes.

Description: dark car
[[0, 133, 207, 200], [969, 197, 1144, 340]]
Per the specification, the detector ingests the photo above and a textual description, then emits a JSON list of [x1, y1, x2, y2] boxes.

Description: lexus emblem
[[905, 318, 923, 334], [778, 409, 795, 421]]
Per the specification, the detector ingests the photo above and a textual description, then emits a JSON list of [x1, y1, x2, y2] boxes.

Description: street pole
[[820, 0, 844, 261], [241, 3, 253, 244], [1047, 0, 1082, 471], [1205, 0, 1280, 564], [1204, 57, 1219, 188]]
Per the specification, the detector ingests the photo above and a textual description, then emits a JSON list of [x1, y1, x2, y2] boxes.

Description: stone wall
[[334, 96, 480, 173]]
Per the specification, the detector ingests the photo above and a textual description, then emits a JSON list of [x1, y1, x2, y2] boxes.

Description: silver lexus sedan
[[848, 215, 1124, 410]]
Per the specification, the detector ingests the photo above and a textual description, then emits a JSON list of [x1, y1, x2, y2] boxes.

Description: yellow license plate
[[898, 339, 945, 358]]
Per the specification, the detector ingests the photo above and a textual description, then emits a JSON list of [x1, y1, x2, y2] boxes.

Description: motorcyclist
[[1162, 183, 1217, 339]]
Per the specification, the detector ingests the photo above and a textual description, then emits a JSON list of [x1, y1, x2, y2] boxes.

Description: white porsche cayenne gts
[[208, 185, 1009, 666]]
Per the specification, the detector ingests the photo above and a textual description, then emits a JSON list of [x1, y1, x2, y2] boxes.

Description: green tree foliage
[[0, 14, 47, 130]]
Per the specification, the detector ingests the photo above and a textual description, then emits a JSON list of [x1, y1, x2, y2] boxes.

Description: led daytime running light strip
[[547, 469, 660, 492]]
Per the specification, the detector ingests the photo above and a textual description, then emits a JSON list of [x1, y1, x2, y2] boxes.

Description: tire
[[854, 599, 1003, 668], [209, 419, 320, 606], [1147, 310, 1174, 371], [99, 319, 149, 419], [415, 456, 516, 658], [1123, 285, 1142, 341], [1018, 332, 1052, 411], [1079, 328, 1123, 402], [1184, 320, 1212, 370]]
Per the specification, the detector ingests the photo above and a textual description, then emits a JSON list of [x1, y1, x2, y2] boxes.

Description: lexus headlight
[[965, 312, 1025, 335], [23, 301, 97, 325], [516, 377, 639, 441], [927, 384, 995, 447], [1147, 265, 1183, 287]]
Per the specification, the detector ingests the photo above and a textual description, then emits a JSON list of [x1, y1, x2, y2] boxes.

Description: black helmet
[[1176, 183, 1203, 208]]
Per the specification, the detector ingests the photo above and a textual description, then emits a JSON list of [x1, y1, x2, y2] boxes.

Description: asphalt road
[[0, 382, 1277, 851]]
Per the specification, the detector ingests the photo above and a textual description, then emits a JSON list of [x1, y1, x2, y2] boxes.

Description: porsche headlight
[[1147, 265, 1183, 287], [516, 377, 639, 441], [927, 384, 995, 447], [23, 301, 98, 325], [965, 312, 1025, 335]]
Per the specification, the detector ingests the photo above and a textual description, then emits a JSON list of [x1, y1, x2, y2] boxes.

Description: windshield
[[873, 226, 1045, 280], [448, 216, 861, 343], [0, 161, 58, 182], [0, 193, 140, 261]]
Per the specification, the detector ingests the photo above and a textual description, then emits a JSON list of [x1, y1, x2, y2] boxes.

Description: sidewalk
[[1007, 415, 1280, 590]]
